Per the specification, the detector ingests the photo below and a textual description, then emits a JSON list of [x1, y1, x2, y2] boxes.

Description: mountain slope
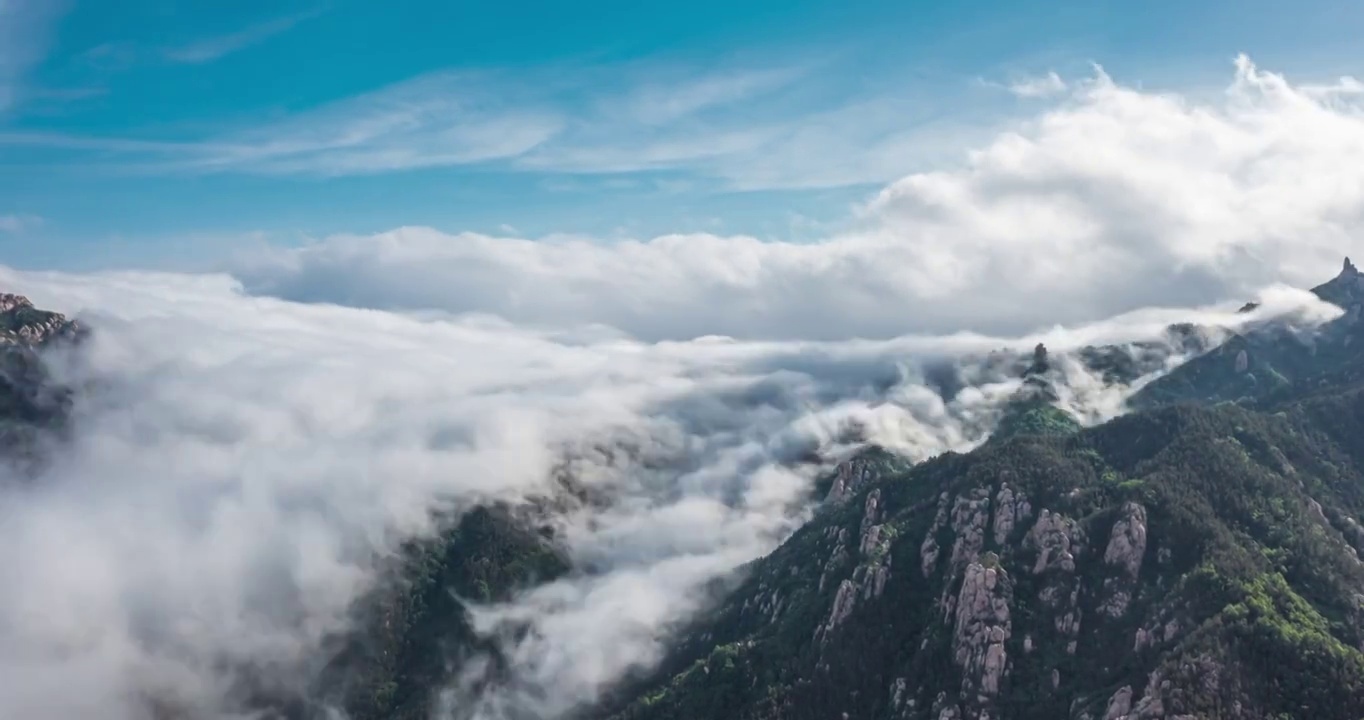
[[312, 506, 571, 720], [0, 293, 570, 720], [1131, 257, 1364, 411], [0, 293, 83, 466], [600, 265, 1364, 720], [9, 264, 1364, 720], [603, 396, 1364, 720]]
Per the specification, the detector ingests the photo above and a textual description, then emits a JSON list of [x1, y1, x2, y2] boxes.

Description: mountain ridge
[[593, 259, 1364, 720], [3, 264, 1364, 719]]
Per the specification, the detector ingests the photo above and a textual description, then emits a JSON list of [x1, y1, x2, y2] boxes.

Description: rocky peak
[[1026, 343, 1049, 376], [0, 292, 81, 348], [820, 447, 909, 505], [1006, 342, 1061, 410], [0, 294, 33, 313], [1312, 256, 1364, 311]]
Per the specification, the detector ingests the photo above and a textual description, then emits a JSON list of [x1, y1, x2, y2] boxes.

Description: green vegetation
[[992, 402, 1082, 441], [603, 369, 1364, 719], [314, 506, 570, 720]]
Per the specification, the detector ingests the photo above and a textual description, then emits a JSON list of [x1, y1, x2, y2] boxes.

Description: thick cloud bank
[[1, 56, 1362, 720], [235, 57, 1361, 342]]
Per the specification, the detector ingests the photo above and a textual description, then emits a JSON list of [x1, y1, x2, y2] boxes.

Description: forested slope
[[601, 261, 1364, 720]]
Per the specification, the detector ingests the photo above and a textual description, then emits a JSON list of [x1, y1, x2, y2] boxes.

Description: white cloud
[[162, 10, 320, 64], [137, 70, 564, 176], [227, 57, 1364, 340], [0, 261, 1331, 719], [1006, 70, 1067, 98], [605, 65, 810, 125]]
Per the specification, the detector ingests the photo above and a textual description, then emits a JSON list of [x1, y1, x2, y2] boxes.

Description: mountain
[[599, 388, 1364, 720], [0, 292, 572, 720], [595, 263, 1364, 720], [1130, 257, 1364, 411], [309, 505, 570, 720], [10, 261, 1364, 720], [0, 293, 83, 468]]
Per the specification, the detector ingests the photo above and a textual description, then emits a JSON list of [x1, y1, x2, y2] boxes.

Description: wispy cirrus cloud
[[0, 54, 985, 189], [0, 0, 69, 113], [604, 64, 809, 125], [203, 61, 832, 180], [63, 8, 320, 78], [162, 9, 321, 64], [14, 55, 1356, 200], [1006, 70, 1067, 98]]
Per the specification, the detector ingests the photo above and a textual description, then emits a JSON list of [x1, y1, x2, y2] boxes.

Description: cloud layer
[[0, 262, 1337, 720], [231, 58, 1364, 342]]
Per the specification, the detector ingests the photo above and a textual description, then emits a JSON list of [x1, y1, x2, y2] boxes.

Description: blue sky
[[2, 0, 1363, 268]]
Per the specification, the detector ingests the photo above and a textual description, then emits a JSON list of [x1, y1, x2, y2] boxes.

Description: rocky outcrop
[[948, 488, 992, 569], [1026, 510, 1083, 574], [0, 293, 81, 346], [813, 488, 895, 645], [825, 453, 883, 505], [922, 493, 951, 577], [818, 526, 851, 593], [1026, 343, 1050, 376], [1098, 503, 1148, 618], [744, 584, 786, 625], [1103, 686, 1133, 720], [1022, 509, 1086, 657], [815, 579, 859, 643], [992, 483, 1031, 546], [934, 699, 962, 720], [852, 561, 890, 601], [1135, 614, 1184, 653], [0, 293, 84, 468], [859, 488, 885, 556], [859, 523, 885, 557], [1123, 668, 1170, 719], [1104, 656, 1230, 720], [951, 560, 1012, 705]]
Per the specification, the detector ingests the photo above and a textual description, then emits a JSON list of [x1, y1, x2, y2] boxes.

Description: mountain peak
[[1026, 342, 1049, 375], [1343, 256, 1358, 277], [0, 293, 82, 348], [0, 293, 35, 313]]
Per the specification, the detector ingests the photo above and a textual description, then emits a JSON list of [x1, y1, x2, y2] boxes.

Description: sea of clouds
[[0, 57, 1359, 720]]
